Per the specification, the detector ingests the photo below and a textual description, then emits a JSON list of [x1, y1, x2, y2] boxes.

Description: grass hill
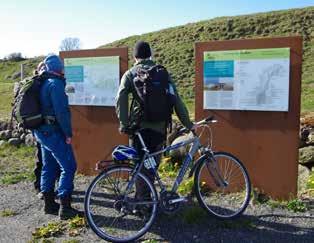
[[0, 7, 313, 119], [0, 57, 43, 119], [101, 6, 314, 112]]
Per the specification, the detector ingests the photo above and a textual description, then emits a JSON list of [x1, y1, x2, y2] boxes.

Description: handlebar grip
[[178, 127, 189, 134], [205, 116, 214, 122]]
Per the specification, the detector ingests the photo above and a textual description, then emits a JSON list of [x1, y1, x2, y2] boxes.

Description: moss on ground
[[31, 216, 86, 240]]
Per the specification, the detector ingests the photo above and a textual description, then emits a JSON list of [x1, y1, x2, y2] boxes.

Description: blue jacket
[[36, 55, 72, 138], [39, 77, 72, 138]]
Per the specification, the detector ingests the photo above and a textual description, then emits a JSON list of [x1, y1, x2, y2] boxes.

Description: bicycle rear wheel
[[194, 152, 251, 219], [84, 166, 158, 242]]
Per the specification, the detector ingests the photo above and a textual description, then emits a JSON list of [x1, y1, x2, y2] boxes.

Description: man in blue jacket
[[34, 54, 80, 220]]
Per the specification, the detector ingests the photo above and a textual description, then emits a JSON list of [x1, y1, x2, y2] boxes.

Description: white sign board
[[203, 48, 290, 111], [64, 56, 120, 106]]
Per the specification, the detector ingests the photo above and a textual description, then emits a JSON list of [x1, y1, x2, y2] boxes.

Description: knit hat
[[44, 54, 64, 74], [133, 41, 151, 59]]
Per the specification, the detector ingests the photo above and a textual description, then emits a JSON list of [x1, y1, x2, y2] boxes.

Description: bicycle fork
[[205, 154, 228, 188]]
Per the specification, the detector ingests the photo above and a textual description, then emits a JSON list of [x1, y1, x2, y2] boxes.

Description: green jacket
[[115, 59, 193, 135]]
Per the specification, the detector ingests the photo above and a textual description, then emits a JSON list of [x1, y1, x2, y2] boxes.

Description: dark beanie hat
[[133, 41, 151, 59]]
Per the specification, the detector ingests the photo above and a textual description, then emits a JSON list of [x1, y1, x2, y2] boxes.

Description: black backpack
[[130, 65, 175, 125], [11, 72, 62, 129]]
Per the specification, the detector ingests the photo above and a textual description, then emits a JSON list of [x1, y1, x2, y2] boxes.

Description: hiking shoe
[[59, 196, 83, 220], [43, 191, 59, 215]]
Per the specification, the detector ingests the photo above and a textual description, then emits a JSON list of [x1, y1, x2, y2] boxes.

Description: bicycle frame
[[124, 130, 208, 197], [85, 116, 251, 242]]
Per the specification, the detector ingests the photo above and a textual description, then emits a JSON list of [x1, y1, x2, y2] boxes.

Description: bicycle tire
[[194, 152, 251, 219], [84, 165, 158, 242]]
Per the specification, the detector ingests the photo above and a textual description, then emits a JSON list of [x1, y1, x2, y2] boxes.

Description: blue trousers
[[34, 129, 77, 198]]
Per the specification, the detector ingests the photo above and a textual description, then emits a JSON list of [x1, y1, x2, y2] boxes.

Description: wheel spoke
[[85, 167, 157, 242], [195, 153, 250, 219]]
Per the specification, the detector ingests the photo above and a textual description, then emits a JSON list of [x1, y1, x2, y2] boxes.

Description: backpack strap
[[127, 67, 143, 127], [128, 67, 143, 105]]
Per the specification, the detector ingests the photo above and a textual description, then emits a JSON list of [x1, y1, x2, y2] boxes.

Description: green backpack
[[12, 72, 60, 129]]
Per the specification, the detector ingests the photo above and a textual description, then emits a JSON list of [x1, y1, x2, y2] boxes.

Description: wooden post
[[20, 64, 24, 81]]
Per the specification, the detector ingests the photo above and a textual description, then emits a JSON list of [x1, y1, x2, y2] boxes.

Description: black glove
[[119, 126, 133, 135], [119, 124, 139, 135]]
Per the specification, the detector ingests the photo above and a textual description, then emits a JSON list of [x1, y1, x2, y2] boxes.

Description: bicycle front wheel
[[194, 152, 251, 219], [84, 166, 158, 242]]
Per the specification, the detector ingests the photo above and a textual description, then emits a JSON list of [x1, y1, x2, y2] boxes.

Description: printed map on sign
[[64, 56, 119, 106], [203, 48, 290, 111]]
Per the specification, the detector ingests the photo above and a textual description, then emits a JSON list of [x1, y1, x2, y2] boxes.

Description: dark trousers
[[33, 142, 43, 191], [130, 129, 165, 199]]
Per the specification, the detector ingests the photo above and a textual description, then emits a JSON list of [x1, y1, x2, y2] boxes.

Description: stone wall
[[0, 121, 36, 147], [299, 114, 314, 171]]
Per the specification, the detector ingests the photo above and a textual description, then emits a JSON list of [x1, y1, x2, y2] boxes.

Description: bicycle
[[84, 116, 251, 242]]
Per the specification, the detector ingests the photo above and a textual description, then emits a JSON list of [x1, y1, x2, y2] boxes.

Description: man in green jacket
[[116, 41, 195, 199]]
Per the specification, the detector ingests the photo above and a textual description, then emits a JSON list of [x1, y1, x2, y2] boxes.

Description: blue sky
[[0, 0, 312, 58]]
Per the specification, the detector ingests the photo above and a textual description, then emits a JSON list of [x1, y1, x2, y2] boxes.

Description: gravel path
[[0, 175, 313, 243]]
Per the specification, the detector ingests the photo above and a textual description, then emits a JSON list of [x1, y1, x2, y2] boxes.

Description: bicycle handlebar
[[178, 116, 217, 134], [121, 116, 217, 135], [196, 116, 217, 125]]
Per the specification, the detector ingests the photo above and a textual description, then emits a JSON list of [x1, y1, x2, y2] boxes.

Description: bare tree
[[59, 37, 81, 51]]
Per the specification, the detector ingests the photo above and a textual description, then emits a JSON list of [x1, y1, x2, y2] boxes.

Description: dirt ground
[[0, 171, 313, 243]]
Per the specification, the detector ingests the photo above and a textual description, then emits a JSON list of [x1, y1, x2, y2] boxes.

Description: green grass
[[0, 57, 44, 83], [32, 222, 64, 239], [307, 172, 314, 190], [177, 177, 194, 196], [67, 216, 86, 237], [0, 209, 17, 217], [266, 198, 307, 213], [1, 172, 33, 184], [267, 199, 287, 209], [180, 206, 207, 225], [28, 239, 56, 243], [252, 187, 309, 212], [0, 83, 14, 120], [181, 205, 255, 228], [159, 157, 179, 178], [0, 143, 36, 185], [0, 57, 44, 119], [269, 197, 307, 212], [68, 216, 86, 229], [216, 218, 256, 230], [286, 199, 307, 212], [302, 84, 314, 112], [31, 217, 86, 240], [142, 240, 158, 243], [0, 60, 23, 83]]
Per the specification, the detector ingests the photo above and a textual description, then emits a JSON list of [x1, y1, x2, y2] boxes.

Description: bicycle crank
[[160, 191, 184, 214]]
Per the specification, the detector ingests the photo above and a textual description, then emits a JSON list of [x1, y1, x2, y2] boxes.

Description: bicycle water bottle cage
[[112, 145, 139, 161]]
